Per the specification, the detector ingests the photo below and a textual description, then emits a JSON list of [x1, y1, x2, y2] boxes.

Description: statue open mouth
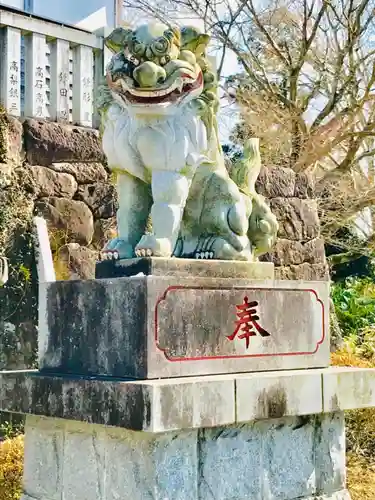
[[124, 72, 204, 104], [107, 64, 204, 107]]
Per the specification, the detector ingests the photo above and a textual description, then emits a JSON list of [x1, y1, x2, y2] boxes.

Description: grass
[[347, 453, 375, 500], [0, 435, 24, 500]]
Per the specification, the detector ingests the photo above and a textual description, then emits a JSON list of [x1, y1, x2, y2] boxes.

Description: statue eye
[[124, 55, 139, 66], [154, 37, 169, 54], [133, 42, 145, 56], [129, 56, 140, 66], [160, 55, 170, 66]]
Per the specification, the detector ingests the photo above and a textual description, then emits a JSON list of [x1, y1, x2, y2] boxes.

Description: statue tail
[[229, 138, 261, 195]]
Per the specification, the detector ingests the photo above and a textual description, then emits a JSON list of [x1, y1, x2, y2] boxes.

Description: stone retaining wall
[[256, 167, 329, 281], [0, 116, 328, 370]]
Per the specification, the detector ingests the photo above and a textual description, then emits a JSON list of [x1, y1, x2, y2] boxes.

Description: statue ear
[[105, 27, 133, 53], [195, 33, 210, 55], [198, 33, 211, 48], [180, 26, 211, 54], [164, 26, 181, 46]]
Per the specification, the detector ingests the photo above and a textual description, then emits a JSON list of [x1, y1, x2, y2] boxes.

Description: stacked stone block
[[256, 166, 329, 281], [24, 119, 118, 280]]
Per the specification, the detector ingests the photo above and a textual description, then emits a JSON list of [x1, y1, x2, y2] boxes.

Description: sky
[[0, 0, 115, 26]]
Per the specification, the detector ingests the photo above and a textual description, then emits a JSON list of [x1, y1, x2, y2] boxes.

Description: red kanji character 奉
[[227, 296, 270, 349]]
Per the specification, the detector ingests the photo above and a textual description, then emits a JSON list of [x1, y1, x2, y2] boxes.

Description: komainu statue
[[97, 22, 278, 261]]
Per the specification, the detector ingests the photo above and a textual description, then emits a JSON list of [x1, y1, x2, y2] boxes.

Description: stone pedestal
[[20, 413, 349, 500], [39, 259, 329, 379], [0, 259, 374, 499]]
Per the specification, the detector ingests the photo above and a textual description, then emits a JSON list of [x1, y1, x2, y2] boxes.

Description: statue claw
[[100, 249, 120, 261], [195, 251, 215, 260], [100, 238, 134, 260], [135, 235, 173, 258]]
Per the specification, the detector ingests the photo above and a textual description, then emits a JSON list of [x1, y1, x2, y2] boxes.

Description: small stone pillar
[[1, 258, 374, 500]]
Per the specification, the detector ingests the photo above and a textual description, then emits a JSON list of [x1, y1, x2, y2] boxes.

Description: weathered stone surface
[[0, 321, 37, 370], [23, 418, 64, 500], [199, 424, 263, 499], [262, 238, 326, 266], [1, 368, 374, 432], [93, 217, 117, 249], [305, 491, 351, 500], [34, 197, 94, 245], [315, 412, 346, 495], [0, 371, 235, 432], [323, 367, 375, 412], [38, 276, 329, 379], [95, 257, 275, 280], [76, 182, 118, 219], [30, 166, 78, 198], [256, 166, 296, 198], [24, 119, 104, 166], [275, 262, 330, 281], [152, 376, 235, 432], [270, 197, 320, 240], [295, 171, 315, 198], [58, 243, 98, 280], [18, 412, 348, 500], [0, 115, 22, 163], [236, 370, 323, 422], [50, 162, 108, 184], [0, 162, 12, 187], [23, 415, 198, 500], [261, 416, 316, 498]]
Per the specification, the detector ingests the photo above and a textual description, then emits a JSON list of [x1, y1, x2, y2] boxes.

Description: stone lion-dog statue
[[97, 21, 278, 261]]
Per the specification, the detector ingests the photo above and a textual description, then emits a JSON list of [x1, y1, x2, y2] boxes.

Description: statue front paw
[[100, 238, 134, 260], [135, 235, 173, 257]]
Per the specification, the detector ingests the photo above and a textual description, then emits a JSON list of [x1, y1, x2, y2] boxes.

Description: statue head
[[104, 22, 211, 114]]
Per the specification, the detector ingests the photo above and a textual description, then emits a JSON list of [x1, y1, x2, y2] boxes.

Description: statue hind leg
[[102, 172, 152, 260]]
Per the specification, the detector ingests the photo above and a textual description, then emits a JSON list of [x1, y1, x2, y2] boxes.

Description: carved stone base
[[39, 272, 329, 379]]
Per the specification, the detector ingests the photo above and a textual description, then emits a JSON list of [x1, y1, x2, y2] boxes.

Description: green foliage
[[332, 277, 375, 335], [332, 278, 375, 359], [0, 420, 24, 441]]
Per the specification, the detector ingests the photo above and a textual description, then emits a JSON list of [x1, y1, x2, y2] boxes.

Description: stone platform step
[[95, 256, 275, 279], [1, 367, 374, 433]]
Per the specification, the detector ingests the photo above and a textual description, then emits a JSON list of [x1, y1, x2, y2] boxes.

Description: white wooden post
[[24, 32, 47, 119], [0, 257, 8, 286], [49, 38, 70, 122], [72, 44, 94, 127], [33, 216, 56, 283], [0, 27, 21, 117], [32, 216, 56, 365]]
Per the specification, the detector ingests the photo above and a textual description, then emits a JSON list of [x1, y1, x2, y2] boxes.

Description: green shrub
[[332, 277, 375, 358]]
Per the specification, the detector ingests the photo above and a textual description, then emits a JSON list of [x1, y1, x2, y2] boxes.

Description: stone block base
[[21, 412, 349, 500]]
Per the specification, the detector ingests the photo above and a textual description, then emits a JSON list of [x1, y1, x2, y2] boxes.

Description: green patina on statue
[[97, 21, 278, 261]]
